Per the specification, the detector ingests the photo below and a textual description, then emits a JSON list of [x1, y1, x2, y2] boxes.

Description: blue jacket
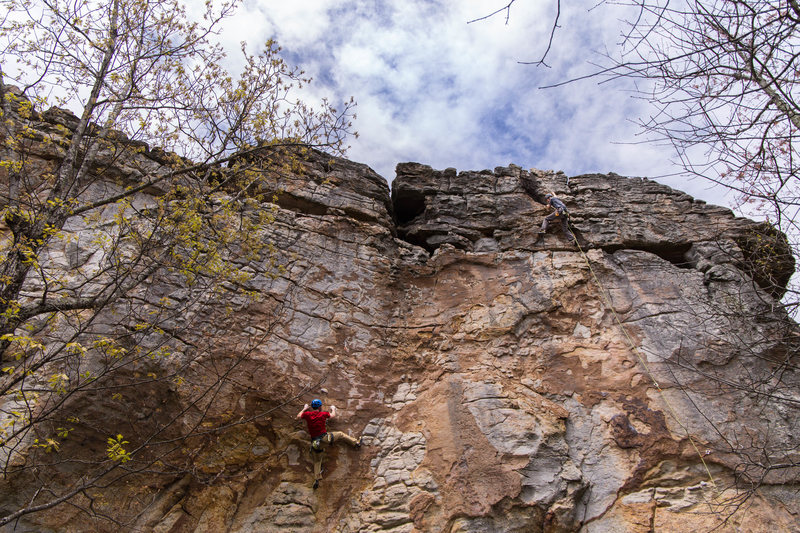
[[549, 197, 567, 214]]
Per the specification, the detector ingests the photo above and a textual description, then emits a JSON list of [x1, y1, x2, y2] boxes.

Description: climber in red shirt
[[297, 398, 362, 489]]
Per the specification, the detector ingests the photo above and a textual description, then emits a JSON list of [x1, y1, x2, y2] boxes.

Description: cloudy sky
[[224, 0, 730, 205]]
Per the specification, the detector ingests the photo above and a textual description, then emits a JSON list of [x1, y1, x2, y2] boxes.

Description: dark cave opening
[[392, 188, 427, 225], [604, 242, 694, 269]]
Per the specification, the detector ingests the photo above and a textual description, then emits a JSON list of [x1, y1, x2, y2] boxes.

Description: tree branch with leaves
[[0, 0, 355, 527]]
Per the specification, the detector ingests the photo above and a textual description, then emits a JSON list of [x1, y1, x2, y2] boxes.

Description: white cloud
[[224, 0, 732, 207]]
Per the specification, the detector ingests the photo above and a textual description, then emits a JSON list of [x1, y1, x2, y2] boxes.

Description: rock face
[[1, 105, 799, 532]]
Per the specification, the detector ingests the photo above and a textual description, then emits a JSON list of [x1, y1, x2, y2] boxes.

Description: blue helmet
[[311, 399, 322, 409]]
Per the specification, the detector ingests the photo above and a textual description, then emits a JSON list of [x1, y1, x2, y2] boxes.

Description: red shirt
[[301, 410, 331, 438]]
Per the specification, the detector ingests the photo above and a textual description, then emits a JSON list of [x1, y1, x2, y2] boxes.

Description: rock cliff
[[1, 102, 798, 532]]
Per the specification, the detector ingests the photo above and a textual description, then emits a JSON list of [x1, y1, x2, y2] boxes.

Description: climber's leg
[[541, 212, 557, 233], [560, 215, 570, 235], [312, 448, 324, 481], [329, 430, 361, 447]]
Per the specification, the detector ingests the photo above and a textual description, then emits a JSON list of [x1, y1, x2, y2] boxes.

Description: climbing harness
[[571, 234, 718, 490]]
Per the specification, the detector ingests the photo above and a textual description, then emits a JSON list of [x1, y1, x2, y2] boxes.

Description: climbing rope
[[570, 233, 718, 490]]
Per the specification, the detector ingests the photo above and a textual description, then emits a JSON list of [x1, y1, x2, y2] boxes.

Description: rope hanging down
[[571, 235, 717, 489]]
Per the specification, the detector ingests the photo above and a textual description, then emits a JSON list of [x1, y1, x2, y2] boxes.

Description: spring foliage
[[0, 0, 354, 526]]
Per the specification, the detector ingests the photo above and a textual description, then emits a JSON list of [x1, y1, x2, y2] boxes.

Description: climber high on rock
[[538, 193, 574, 241], [297, 399, 362, 489]]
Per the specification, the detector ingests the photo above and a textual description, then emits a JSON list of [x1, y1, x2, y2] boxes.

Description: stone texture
[[1, 101, 799, 532]]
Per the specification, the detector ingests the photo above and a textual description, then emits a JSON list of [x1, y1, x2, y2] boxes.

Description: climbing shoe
[[313, 480, 319, 490], [355, 436, 363, 448]]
